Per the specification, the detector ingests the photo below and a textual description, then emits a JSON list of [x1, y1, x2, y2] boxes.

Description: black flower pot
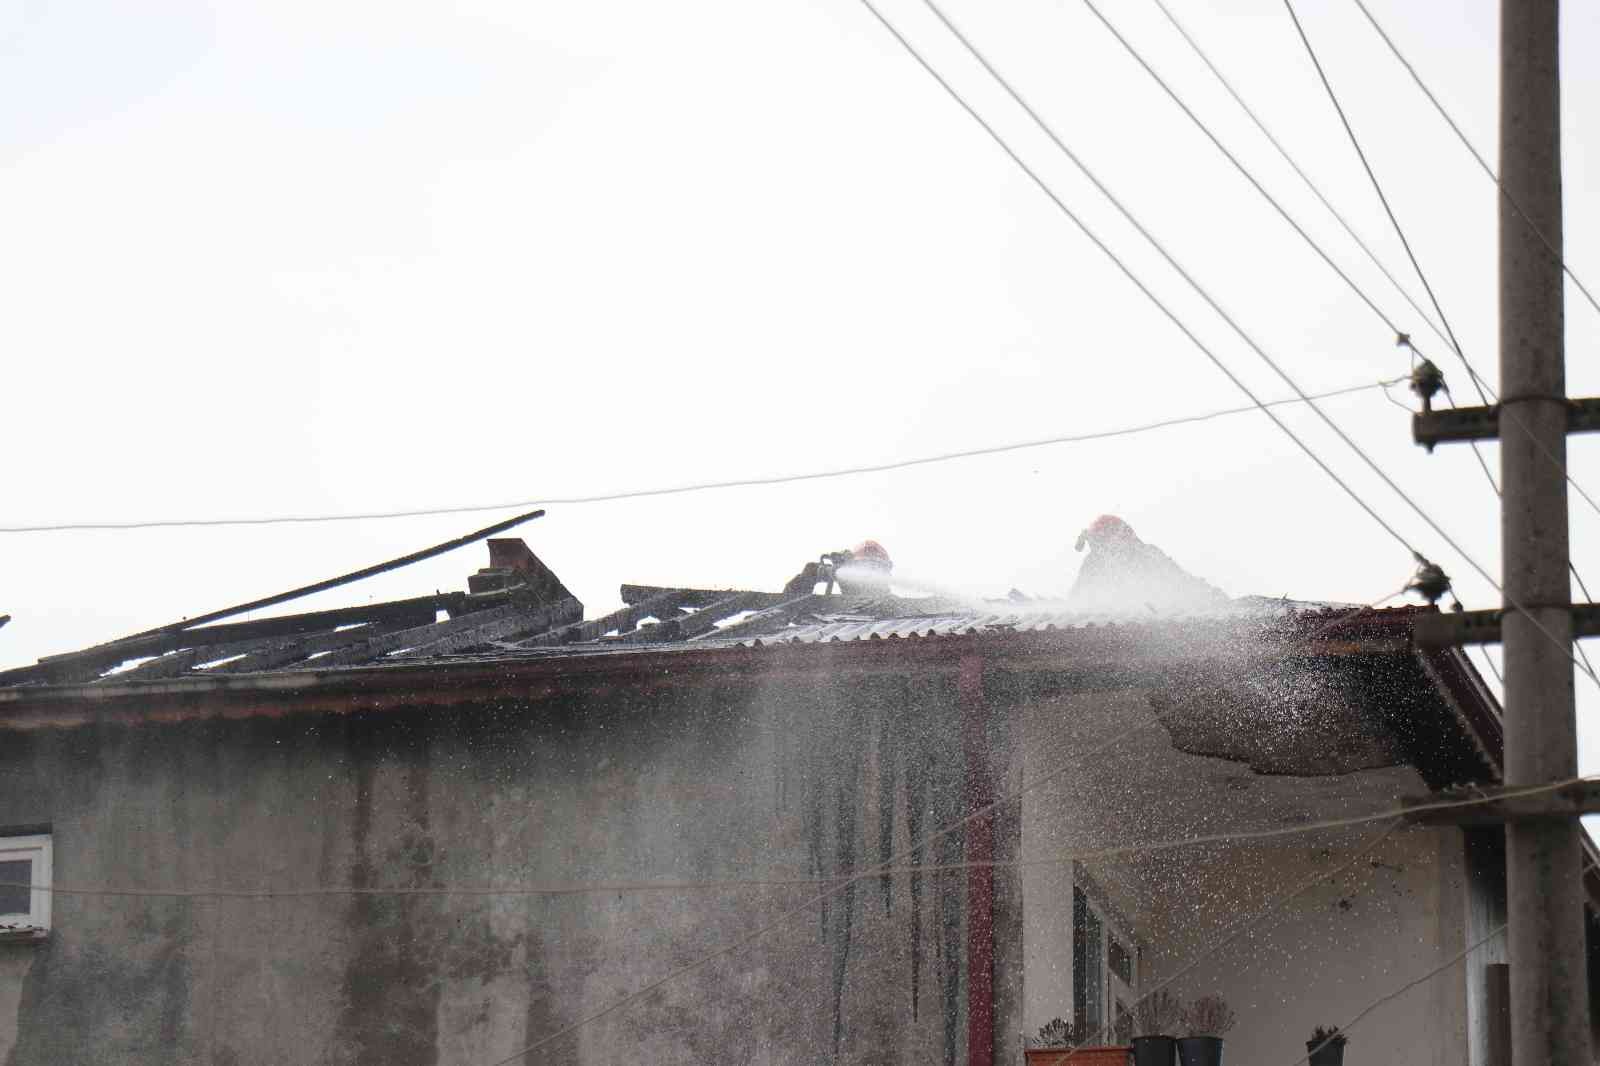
[[1132, 1035, 1177, 1066], [1176, 1036, 1223, 1066], [1306, 1040, 1345, 1066]]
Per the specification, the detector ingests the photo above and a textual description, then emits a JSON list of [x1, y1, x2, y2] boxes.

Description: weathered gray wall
[[0, 671, 1016, 1066]]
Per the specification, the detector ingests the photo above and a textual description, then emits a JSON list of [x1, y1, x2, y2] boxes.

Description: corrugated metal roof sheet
[[703, 599, 1330, 648]]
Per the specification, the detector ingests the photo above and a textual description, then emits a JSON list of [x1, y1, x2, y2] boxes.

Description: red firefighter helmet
[[850, 540, 893, 569], [1075, 515, 1136, 552]]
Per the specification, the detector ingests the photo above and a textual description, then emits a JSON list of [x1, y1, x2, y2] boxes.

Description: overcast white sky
[[3, 0, 1598, 756]]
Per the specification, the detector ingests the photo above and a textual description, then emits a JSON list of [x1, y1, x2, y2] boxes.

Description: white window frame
[[1074, 871, 1141, 1042], [1105, 925, 1137, 1041], [0, 833, 52, 939]]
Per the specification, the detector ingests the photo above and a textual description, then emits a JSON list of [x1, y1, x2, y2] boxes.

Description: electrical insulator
[[1409, 360, 1445, 413], [1406, 552, 1453, 605]]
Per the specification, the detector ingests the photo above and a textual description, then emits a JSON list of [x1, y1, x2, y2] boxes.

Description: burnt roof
[[0, 563, 1360, 690], [0, 537, 1495, 783]]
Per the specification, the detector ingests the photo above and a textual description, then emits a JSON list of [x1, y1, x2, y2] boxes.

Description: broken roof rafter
[[304, 599, 579, 670], [117, 508, 547, 644], [194, 621, 407, 678], [0, 511, 549, 687], [619, 591, 779, 644], [698, 595, 822, 640], [519, 590, 694, 648], [398, 598, 583, 659]]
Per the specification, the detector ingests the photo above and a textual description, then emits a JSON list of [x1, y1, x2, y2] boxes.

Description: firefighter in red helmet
[[837, 540, 893, 595]]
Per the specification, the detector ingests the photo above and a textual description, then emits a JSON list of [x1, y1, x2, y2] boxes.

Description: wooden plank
[[8, 508, 549, 686], [2, 598, 452, 686], [302, 602, 537, 669], [111, 509, 545, 642], [300, 596, 582, 669], [676, 593, 773, 640], [694, 595, 821, 640], [394, 599, 582, 658], [104, 615, 483, 680], [201, 623, 395, 675], [105, 647, 218, 683], [620, 585, 790, 610], [521, 591, 691, 647], [619, 585, 735, 608], [618, 592, 772, 643]]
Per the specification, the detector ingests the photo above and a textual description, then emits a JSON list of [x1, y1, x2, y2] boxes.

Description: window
[[1074, 885, 1138, 1041], [0, 834, 51, 939], [1073, 888, 1104, 1035], [1108, 936, 1134, 985]]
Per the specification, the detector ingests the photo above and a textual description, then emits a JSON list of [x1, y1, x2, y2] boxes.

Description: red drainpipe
[[961, 653, 995, 1066]]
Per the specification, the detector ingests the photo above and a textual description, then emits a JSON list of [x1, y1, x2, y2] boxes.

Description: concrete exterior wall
[[0, 672, 1014, 1066], [0, 659, 1489, 1066], [1016, 686, 1477, 1065], [1133, 829, 1470, 1066]]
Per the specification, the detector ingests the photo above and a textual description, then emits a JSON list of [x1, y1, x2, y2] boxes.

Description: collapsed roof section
[[0, 532, 1352, 688]]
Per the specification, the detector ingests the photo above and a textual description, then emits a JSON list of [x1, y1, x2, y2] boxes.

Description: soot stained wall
[[0, 672, 1011, 1066]]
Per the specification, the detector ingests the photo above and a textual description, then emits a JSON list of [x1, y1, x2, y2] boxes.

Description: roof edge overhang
[[0, 607, 1426, 730]]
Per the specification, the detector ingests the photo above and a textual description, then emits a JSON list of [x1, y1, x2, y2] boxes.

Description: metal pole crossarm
[[1414, 604, 1600, 648], [1413, 396, 1600, 450], [1402, 781, 1600, 826]]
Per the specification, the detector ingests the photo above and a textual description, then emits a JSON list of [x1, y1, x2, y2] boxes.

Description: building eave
[[0, 612, 1415, 730]]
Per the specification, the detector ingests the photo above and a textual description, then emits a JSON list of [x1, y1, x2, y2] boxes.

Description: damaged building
[[0, 516, 1595, 1065]]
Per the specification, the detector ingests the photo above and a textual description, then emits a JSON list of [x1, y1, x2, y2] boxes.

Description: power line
[[1347, 0, 1600, 322], [1276, 0, 1491, 404], [1282, 0, 1600, 667], [858, 0, 1420, 563], [1437, 401, 1600, 681], [1092, 0, 1551, 563], [1283, 0, 1600, 532], [1478, 644, 1505, 686], [1139, 0, 1546, 544], [1148, 0, 1600, 544], [916, 0, 1418, 556], [34, 771, 1593, 902], [1084, 0, 1484, 397], [1145, 0, 1453, 355], [468, 770, 1568, 1065], [902, 0, 1597, 685], [1275, 0, 1533, 553], [1410, 394, 1597, 666], [0, 379, 1401, 536], [1093, 0, 1541, 547], [1130, 0, 1600, 545]]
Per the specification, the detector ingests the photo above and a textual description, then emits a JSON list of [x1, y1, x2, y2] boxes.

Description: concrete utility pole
[[1500, 2, 1589, 1062]]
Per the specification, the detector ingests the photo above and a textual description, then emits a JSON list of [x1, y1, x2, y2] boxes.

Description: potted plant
[[1130, 990, 1181, 1066], [1024, 1018, 1132, 1066], [1306, 1026, 1346, 1066], [1177, 994, 1235, 1066]]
